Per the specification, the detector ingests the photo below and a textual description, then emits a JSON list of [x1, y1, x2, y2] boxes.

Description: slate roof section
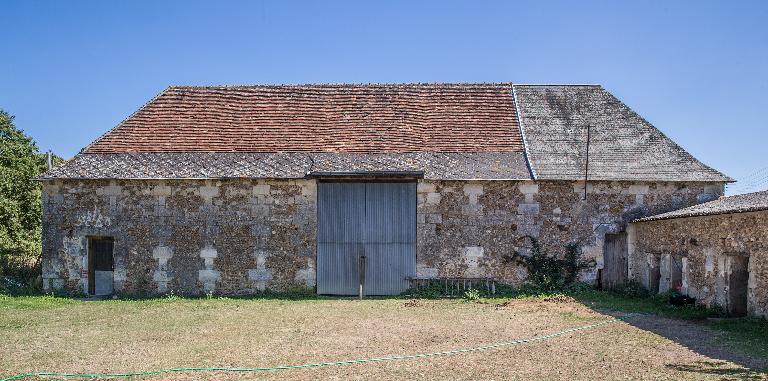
[[40, 152, 531, 180], [83, 83, 523, 154], [512, 85, 732, 182], [635, 190, 768, 222]]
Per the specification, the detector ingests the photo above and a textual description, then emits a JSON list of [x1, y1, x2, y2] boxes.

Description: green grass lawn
[[1, 291, 766, 380]]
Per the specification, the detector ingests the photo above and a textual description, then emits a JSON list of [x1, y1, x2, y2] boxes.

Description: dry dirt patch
[[0, 297, 765, 380]]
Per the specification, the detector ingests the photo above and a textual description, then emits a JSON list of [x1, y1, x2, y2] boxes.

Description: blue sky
[[2, 0, 767, 194]]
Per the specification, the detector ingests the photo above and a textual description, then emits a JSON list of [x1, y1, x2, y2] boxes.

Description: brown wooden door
[[601, 233, 628, 290]]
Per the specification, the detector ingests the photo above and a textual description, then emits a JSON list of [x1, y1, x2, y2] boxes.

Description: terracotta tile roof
[[634, 190, 768, 222], [83, 83, 523, 154]]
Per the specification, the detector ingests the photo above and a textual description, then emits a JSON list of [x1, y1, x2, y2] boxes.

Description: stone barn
[[40, 83, 731, 296], [629, 191, 768, 317]]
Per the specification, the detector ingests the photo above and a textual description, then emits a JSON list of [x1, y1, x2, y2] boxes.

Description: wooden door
[[601, 233, 628, 289]]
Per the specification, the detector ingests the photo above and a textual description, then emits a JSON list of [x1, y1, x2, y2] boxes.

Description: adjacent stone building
[[40, 83, 730, 296], [629, 191, 768, 317]]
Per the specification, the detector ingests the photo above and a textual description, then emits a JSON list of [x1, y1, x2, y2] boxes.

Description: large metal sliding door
[[317, 182, 416, 295]]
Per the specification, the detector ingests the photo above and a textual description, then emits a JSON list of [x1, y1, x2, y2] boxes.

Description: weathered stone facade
[[629, 211, 768, 317], [42, 178, 723, 295], [42, 179, 317, 295], [416, 180, 722, 284]]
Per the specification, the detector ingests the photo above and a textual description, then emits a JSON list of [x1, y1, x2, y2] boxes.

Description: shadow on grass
[[666, 361, 767, 380], [571, 289, 768, 375]]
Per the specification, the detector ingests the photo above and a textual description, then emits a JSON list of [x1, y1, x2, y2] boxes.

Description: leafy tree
[[0, 109, 61, 283]]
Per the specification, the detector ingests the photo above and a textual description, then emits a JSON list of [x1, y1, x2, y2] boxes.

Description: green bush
[[463, 288, 481, 302], [509, 237, 594, 292]]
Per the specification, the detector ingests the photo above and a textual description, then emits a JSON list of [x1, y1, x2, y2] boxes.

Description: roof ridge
[[168, 82, 517, 89], [167, 83, 607, 89]]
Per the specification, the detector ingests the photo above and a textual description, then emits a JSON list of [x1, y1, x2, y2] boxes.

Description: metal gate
[[317, 182, 416, 295]]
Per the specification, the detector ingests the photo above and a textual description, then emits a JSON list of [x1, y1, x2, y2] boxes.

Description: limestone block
[[153, 270, 171, 283], [199, 246, 218, 268], [198, 269, 221, 292], [255, 250, 268, 268], [416, 264, 439, 278], [295, 259, 316, 287], [627, 184, 650, 195], [249, 269, 273, 282], [152, 185, 172, 197], [253, 184, 271, 196], [417, 182, 436, 194], [463, 184, 484, 205], [199, 186, 220, 201], [152, 246, 173, 266], [249, 268, 273, 291], [426, 192, 441, 205], [462, 204, 483, 215], [96, 185, 123, 196], [705, 252, 714, 274], [517, 203, 540, 215], [462, 246, 484, 277], [299, 181, 317, 197], [518, 183, 539, 203]]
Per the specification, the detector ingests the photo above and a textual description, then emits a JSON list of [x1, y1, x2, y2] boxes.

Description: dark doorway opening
[[728, 256, 749, 317], [648, 255, 661, 294], [88, 237, 114, 296]]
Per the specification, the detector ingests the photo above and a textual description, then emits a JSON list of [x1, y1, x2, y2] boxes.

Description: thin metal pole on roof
[[583, 124, 590, 200]]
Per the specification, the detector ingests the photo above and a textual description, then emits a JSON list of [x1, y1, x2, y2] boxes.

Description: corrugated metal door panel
[[364, 182, 416, 295], [317, 243, 363, 295], [363, 243, 416, 295], [317, 181, 416, 296], [318, 182, 366, 243], [317, 183, 366, 295], [365, 182, 417, 243]]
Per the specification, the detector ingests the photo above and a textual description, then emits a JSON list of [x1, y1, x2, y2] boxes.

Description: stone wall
[[42, 178, 722, 295], [629, 211, 768, 317], [416, 180, 722, 284], [42, 179, 317, 295]]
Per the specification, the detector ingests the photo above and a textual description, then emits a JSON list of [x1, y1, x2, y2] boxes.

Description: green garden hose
[[1, 314, 636, 380]]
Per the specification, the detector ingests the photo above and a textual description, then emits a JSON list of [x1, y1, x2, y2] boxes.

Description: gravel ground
[[1, 296, 766, 380]]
